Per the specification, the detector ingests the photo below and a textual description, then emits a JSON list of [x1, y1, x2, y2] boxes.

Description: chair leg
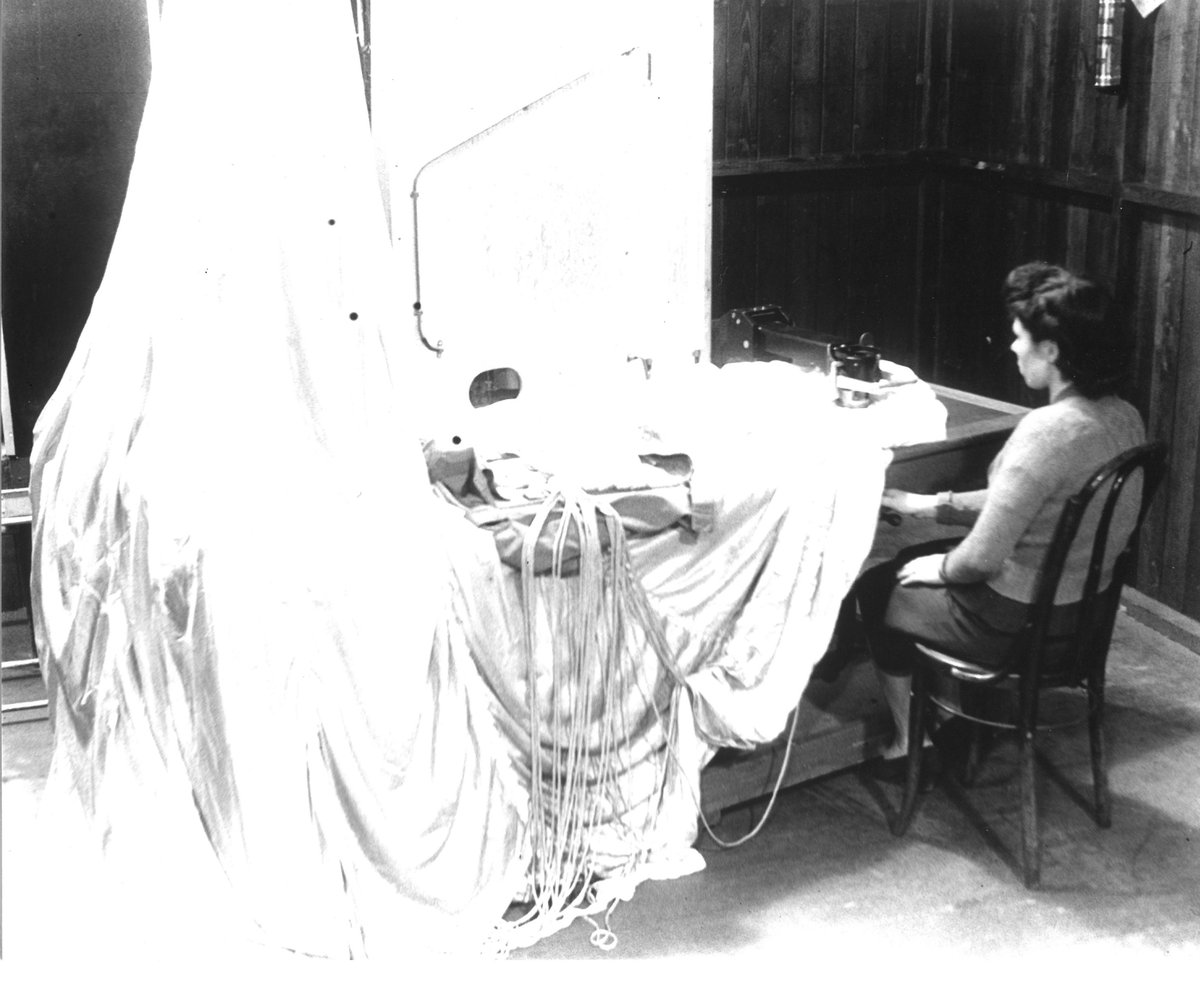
[[960, 721, 983, 787], [891, 665, 928, 837], [1088, 682, 1112, 829], [1018, 728, 1041, 889], [946, 684, 985, 787]]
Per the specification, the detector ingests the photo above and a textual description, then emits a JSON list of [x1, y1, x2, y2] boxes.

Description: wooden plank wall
[[1126, 2, 1200, 615], [712, 0, 928, 360], [712, 0, 1200, 619]]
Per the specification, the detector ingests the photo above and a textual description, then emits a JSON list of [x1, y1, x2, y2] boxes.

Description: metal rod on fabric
[[408, 48, 643, 357]]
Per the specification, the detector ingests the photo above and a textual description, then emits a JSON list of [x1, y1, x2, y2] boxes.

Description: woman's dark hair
[[1003, 261, 1128, 398]]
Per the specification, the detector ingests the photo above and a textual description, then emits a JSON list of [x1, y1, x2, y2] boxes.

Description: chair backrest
[[1019, 439, 1169, 686]]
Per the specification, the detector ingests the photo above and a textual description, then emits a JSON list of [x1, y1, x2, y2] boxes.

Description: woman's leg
[[811, 590, 863, 682], [854, 559, 921, 758], [876, 670, 914, 759], [859, 564, 1024, 760]]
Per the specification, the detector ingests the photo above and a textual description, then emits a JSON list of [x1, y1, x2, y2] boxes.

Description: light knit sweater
[[937, 388, 1146, 604]]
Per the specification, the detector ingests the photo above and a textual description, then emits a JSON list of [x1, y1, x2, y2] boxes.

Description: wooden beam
[[1122, 183, 1200, 219], [713, 154, 1200, 223]]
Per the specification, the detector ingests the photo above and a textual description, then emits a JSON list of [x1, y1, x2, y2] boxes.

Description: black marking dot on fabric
[[328, 219, 336, 225], [452, 436, 462, 446], [349, 312, 358, 320]]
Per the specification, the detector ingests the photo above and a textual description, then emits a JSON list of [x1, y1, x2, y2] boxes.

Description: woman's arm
[[880, 489, 938, 517], [935, 489, 986, 526], [881, 488, 986, 524], [941, 429, 1059, 584], [888, 480, 1036, 588]]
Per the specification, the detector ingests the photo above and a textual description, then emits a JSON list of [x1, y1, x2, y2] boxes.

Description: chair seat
[[912, 642, 1001, 682], [912, 638, 1085, 688]]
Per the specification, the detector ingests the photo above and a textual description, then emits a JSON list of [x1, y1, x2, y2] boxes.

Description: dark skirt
[[855, 540, 1081, 677]]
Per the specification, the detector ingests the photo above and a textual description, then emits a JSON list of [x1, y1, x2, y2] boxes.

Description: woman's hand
[[896, 553, 948, 587], [881, 488, 939, 519]]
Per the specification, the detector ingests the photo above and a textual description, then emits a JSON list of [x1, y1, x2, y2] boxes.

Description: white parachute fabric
[[443, 361, 897, 947], [24, 0, 940, 960], [30, 0, 524, 960]]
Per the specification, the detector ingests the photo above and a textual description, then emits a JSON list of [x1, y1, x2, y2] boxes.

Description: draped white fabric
[[31, 0, 524, 960], [25, 0, 942, 962], [448, 359, 897, 853]]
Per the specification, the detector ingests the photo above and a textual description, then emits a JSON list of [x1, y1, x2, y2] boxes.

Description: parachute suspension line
[[498, 487, 670, 953]]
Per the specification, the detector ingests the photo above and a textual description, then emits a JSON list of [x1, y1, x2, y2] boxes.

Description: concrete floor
[[508, 604, 1200, 967], [3, 603, 1199, 974]]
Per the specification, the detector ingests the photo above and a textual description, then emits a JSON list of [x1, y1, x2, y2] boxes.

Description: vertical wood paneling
[[1064, 200, 1094, 274], [758, 0, 794, 158], [931, 177, 1005, 392], [714, 190, 758, 312], [854, 1, 889, 152], [712, 0, 931, 164], [1120, 0, 1156, 185], [1008, 0, 1038, 162], [982, 0, 1016, 162], [1047, 0, 1078, 170], [1088, 91, 1124, 180], [1083, 206, 1118, 284], [712, 186, 727, 314], [1188, 11, 1200, 194], [1006, 0, 1074, 168], [710, 0, 1200, 617], [1178, 0, 1200, 609], [787, 191, 822, 328], [1143, 222, 1180, 526], [726, 0, 759, 158], [823, 0, 857, 154], [713, 0, 729, 161], [1151, 222, 1198, 612], [883, 180, 920, 351], [1144, 1, 1200, 192], [925, 0, 951, 149], [849, 186, 885, 327], [1180, 233, 1200, 617], [791, 0, 824, 157], [1067, 0, 1127, 181], [1131, 217, 1167, 599], [1134, 2, 1200, 614], [884, 0, 922, 152], [816, 182, 855, 333], [1128, 214, 1200, 615], [1065, 0, 1098, 175], [947, 0, 1001, 158], [915, 174, 944, 376], [755, 191, 791, 303], [1003, 189, 1050, 280], [1141, 4, 1179, 186]]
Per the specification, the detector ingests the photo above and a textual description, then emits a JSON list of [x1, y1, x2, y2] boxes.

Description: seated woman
[[858, 261, 1146, 762]]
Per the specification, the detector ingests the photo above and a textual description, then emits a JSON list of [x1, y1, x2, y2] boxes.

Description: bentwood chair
[[890, 440, 1168, 889]]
